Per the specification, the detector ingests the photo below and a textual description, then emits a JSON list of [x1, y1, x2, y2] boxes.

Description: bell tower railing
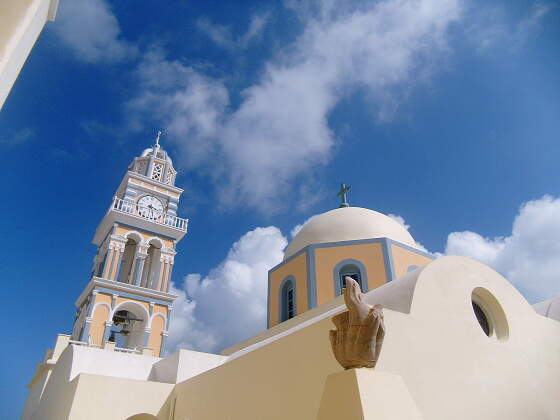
[[111, 197, 188, 232]]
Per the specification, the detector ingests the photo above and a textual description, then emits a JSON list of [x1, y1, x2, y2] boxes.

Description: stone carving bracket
[[329, 277, 385, 369]]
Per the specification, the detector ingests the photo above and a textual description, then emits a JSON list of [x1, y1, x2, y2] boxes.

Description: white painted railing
[[114, 346, 140, 354], [111, 197, 188, 232]]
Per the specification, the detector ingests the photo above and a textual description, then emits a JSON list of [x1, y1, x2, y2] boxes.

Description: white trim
[[124, 230, 144, 244], [92, 302, 112, 319], [111, 300, 150, 322], [146, 237, 164, 249], [74, 278, 177, 308], [149, 312, 168, 329]]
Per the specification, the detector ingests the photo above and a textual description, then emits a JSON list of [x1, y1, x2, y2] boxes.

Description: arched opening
[[471, 287, 509, 342], [108, 302, 148, 350], [280, 278, 296, 322], [126, 414, 158, 420], [119, 235, 140, 284], [338, 263, 362, 294], [141, 239, 162, 289]]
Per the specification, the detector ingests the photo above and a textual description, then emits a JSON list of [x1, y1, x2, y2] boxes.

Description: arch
[[148, 315, 165, 356], [110, 300, 150, 350], [149, 312, 167, 329], [333, 259, 369, 296], [90, 304, 110, 345], [92, 302, 112, 318], [141, 241, 163, 289], [111, 300, 150, 322], [119, 234, 141, 284], [124, 230, 144, 244], [126, 414, 158, 420], [146, 237, 164, 249], [279, 276, 297, 322]]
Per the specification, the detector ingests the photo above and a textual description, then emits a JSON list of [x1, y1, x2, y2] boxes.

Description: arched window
[[119, 236, 139, 283], [339, 264, 362, 290], [141, 240, 162, 289], [280, 278, 296, 322], [334, 259, 368, 296]]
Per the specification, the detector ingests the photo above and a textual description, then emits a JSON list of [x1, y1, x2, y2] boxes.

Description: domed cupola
[[284, 207, 419, 260], [267, 184, 434, 328], [129, 131, 177, 186]]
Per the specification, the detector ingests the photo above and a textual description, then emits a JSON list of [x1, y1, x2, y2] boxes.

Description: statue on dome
[[329, 277, 385, 369]]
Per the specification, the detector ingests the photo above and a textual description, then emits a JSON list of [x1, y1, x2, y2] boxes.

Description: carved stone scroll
[[329, 277, 385, 369]]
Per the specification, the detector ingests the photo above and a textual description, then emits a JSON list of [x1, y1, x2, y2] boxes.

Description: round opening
[[471, 287, 509, 342], [472, 301, 490, 336]]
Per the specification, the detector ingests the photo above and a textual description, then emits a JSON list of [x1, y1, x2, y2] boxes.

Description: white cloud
[[387, 213, 410, 231], [197, 12, 270, 50], [445, 195, 560, 302], [465, 1, 555, 52], [52, 0, 137, 63], [128, 0, 462, 213], [166, 226, 287, 354], [290, 214, 319, 238], [0, 128, 34, 147], [387, 213, 428, 252]]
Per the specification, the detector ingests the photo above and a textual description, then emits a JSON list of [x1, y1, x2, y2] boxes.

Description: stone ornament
[[329, 277, 385, 369]]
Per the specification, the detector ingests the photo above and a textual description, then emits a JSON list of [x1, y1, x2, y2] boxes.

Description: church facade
[[21, 139, 560, 420]]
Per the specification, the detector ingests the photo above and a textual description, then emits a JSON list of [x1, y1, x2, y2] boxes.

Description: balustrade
[[111, 197, 188, 231]]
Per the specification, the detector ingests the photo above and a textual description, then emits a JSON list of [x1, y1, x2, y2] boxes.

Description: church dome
[[284, 206, 418, 259]]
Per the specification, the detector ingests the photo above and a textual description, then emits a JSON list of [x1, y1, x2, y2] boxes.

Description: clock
[[137, 195, 164, 219]]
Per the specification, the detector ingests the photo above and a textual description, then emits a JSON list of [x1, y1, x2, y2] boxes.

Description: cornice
[[75, 277, 177, 308]]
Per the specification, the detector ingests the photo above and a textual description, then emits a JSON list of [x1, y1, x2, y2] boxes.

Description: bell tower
[[71, 132, 187, 357]]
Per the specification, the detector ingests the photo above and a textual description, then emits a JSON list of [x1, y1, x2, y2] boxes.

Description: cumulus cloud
[[387, 213, 428, 252], [128, 0, 462, 213], [290, 214, 320, 238], [197, 12, 270, 50], [52, 0, 137, 63], [445, 195, 560, 302], [166, 226, 287, 354]]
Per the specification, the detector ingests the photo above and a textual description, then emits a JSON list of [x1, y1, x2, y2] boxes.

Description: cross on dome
[[337, 183, 350, 208], [155, 130, 162, 146]]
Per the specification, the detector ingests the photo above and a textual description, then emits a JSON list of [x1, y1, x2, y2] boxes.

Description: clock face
[[137, 195, 164, 219]]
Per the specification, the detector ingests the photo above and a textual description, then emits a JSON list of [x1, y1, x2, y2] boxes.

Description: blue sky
[[1, 0, 560, 417]]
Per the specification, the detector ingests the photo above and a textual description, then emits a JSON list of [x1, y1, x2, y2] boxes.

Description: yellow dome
[[284, 207, 418, 259]]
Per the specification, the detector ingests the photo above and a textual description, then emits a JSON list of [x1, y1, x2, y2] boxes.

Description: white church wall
[[149, 349, 227, 384], [533, 294, 560, 321], [169, 256, 560, 420], [0, 0, 58, 109]]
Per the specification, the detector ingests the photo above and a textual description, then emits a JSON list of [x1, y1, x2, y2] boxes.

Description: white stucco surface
[[0, 0, 58, 109], [170, 256, 560, 420], [22, 256, 560, 419], [533, 294, 560, 321], [284, 206, 418, 259], [149, 349, 227, 384]]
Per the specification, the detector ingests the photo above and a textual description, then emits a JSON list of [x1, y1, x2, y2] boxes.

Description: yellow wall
[[314, 243, 387, 305], [268, 253, 308, 327], [148, 316, 165, 357], [90, 305, 110, 346], [90, 293, 113, 345], [390, 244, 433, 279]]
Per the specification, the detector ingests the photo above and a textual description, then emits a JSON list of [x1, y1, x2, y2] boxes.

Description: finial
[[337, 183, 350, 208], [155, 130, 162, 147]]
